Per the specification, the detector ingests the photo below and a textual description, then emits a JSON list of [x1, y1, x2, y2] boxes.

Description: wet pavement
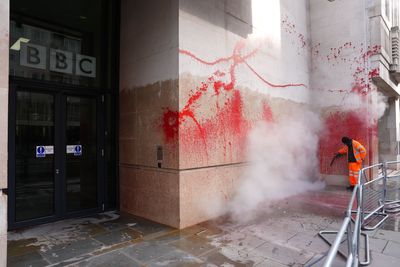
[[7, 185, 400, 267]]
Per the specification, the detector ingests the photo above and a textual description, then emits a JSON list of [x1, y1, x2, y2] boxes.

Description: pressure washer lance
[[330, 153, 345, 166]]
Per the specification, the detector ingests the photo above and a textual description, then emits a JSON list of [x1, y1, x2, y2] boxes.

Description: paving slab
[[360, 236, 388, 253], [220, 246, 265, 265], [8, 238, 41, 257], [121, 241, 174, 262], [304, 253, 346, 267], [7, 251, 50, 267], [250, 240, 312, 266], [171, 235, 217, 256], [75, 250, 141, 267], [382, 240, 400, 259], [200, 248, 256, 267], [254, 258, 288, 267], [373, 228, 400, 242], [285, 232, 331, 255], [39, 238, 103, 264], [47, 254, 93, 267], [79, 223, 109, 237], [122, 215, 174, 236], [92, 227, 142, 246], [213, 231, 266, 253], [369, 250, 400, 267], [147, 249, 204, 267]]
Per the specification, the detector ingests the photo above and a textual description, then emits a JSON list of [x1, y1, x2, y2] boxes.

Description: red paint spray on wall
[[162, 41, 305, 162]]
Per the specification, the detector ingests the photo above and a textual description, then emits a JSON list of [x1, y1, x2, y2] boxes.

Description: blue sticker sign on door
[[36, 146, 46, 158], [74, 145, 82, 156]]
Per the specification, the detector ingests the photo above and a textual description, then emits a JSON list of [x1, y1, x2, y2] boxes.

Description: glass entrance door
[[15, 91, 56, 222], [66, 96, 98, 212], [11, 89, 102, 227]]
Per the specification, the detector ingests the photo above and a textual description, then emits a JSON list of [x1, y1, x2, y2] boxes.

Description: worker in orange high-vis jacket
[[336, 136, 367, 190]]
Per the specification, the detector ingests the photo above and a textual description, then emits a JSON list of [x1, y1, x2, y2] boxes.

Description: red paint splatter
[[313, 42, 381, 96], [281, 15, 309, 52], [263, 103, 274, 122], [162, 109, 179, 142], [350, 45, 380, 95], [368, 68, 379, 79], [163, 41, 306, 154]]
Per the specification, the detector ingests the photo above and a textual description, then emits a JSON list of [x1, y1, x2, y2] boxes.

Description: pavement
[[7, 185, 400, 267]]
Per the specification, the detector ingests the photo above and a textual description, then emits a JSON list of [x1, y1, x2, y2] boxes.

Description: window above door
[[9, 0, 118, 90]]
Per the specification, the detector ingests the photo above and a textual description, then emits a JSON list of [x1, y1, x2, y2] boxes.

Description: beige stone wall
[[119, 0, 391, 229], [0, 0, 8, 265], [119, 167, 180, 227], [175, 0, 313, 227], [179, 164, 245, 228]]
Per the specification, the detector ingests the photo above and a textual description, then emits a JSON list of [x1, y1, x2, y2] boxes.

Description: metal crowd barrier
[[358, 163, 388, 231], [319, 160, 400, 267], [384, 161, 400, 213], [319, 184, 370, 267]]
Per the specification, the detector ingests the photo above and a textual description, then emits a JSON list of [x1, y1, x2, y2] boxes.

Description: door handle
[[56, 169, 60, 175]]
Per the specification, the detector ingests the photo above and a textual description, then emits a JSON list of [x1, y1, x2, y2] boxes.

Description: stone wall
[[119, 0, 396, 228], [175, 0, 313, 227], [119, 0, 181, 227], [0, 0, 8, 264]]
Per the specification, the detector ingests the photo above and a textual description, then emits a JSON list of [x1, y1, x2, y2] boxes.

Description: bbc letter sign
[[20, 43, 96, 78], [20, 43, 47, 70]]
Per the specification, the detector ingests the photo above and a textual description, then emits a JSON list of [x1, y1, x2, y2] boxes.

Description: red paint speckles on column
[[281, 16, 309, 53], [313, 42, 381, 96], [368, 68, 379, 79]]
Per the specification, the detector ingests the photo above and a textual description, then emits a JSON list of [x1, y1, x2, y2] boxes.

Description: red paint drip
[[263, 103, 274, 122], [244, 61, 307, 88], [230, 90, 244, 133], [179, 49, 233, 65]]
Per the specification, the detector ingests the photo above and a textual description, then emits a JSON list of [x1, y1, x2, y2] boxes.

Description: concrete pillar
[[0, 0, 8, 265], [119, 0, 181, 228]]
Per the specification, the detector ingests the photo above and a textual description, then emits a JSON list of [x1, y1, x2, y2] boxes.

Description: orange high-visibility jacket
[[338, 140, 366, 163]]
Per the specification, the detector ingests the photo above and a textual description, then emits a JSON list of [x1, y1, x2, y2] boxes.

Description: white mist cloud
[[311, 89, 388, 127], [228, 110, 325, 222], [369, 90, 388, 125]]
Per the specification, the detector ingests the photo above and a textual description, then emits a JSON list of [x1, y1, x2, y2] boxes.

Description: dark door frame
[[8, 78, 107, 230]]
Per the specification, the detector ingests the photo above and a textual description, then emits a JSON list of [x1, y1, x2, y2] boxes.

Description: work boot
[[346, 185, 354, 191]]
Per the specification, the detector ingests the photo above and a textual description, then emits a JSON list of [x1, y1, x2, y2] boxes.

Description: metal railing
[[319, 160, 400, 267]]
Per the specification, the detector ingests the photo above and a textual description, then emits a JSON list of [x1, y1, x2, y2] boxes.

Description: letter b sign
[[50, 49, 73, 74], [20, 43, 46, 70]]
